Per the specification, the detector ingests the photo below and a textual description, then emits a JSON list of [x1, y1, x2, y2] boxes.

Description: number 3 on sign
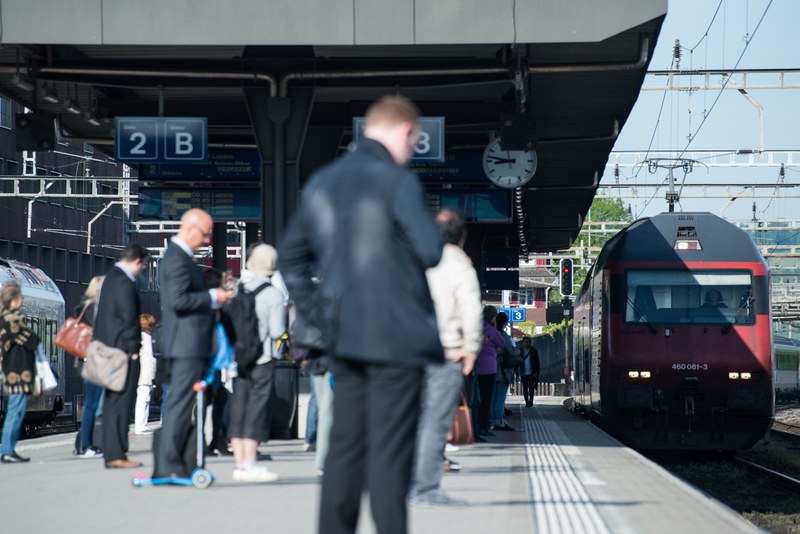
[[414, 131, 430, 155]]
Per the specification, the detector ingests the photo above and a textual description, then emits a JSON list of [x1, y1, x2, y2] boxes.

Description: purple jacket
[[476, 322, 505, 375]]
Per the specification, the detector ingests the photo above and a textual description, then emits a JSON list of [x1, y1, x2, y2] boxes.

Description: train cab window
[[625, 270, 754, 325]]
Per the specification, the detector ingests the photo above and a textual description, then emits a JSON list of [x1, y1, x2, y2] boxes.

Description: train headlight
[[640, 371, 652, 379], [741, 372, 752, 380], [628, 371, 640, 379], [729, 372, 740, 380], [674, 239, 702, 250]]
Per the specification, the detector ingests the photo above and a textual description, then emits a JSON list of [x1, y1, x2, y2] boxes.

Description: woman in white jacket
[[134, 314, 157, 435]]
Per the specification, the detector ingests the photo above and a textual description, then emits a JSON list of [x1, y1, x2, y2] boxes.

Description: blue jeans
[[1, 393, 28, 455], [410, 360, 463, 497], [306, 373, 318, 445], [80, 380, 104, 450], [492, 381, 508, 426]]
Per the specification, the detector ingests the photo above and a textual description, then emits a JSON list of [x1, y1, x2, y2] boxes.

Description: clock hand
[[486, 155, 517, 164]]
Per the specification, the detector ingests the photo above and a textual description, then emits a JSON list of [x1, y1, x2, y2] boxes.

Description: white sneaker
[[78, 447, 103, 459], [134, 428, 153, 435], [233, 465, 279, 483], [445, 443, 459, 453]]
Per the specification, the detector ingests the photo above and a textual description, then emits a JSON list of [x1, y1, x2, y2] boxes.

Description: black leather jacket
[[279, 138, 444, 366]]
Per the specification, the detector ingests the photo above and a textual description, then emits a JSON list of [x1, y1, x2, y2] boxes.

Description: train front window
[[625, 270, 754, 325]]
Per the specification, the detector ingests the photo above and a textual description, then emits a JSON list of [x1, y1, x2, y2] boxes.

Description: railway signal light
[[559, 259, 573, 297]]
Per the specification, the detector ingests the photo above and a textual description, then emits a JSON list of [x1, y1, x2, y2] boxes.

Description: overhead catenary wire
[[636, 0, 774, 217]]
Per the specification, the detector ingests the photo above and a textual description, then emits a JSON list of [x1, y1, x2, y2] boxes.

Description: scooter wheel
[[191, 469, 214, 489], [132, 477, 144, 487]]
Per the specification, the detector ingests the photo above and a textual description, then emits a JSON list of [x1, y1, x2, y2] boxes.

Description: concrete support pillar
[[212, 221, 227, 272], [244, 87, 314, 246]]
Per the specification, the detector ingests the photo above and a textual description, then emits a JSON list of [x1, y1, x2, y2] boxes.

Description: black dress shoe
[[474, 436, 488, 443], [479, 430, 496, 437], [1, 453, 30, 463], [495, 423, 516, 431]]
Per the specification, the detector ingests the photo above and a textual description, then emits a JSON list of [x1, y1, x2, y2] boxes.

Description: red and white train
[[572, 212, 773, 450]]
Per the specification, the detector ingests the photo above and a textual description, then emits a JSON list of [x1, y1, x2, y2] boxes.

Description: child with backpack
[[224, 243, 286, 483]]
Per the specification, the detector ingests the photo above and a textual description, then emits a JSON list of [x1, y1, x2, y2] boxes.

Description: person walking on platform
[[280, 95, 443, 534], [0, 281, 39, 464], [134, 314, 157, 435], [94, 244, 150, 469], [74, 275, 105, 458], [409, 207, 482, 506], [155, 209, 233, 478], [476, 306, 505, 438], [520, 337, 540, 408], [493, 312, 520, 432], [228, 243, 284, 483]]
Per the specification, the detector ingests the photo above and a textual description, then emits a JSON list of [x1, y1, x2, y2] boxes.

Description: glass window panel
[[625, 270, 754, 325]]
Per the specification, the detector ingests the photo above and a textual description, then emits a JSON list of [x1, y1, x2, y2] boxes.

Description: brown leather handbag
[[54, 303, 93, 360], [450, 392, 474, 445]]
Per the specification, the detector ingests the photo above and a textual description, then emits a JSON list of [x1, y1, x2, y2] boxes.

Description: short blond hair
[[365, 95, 419, 129], [139, 313, 156, 334]]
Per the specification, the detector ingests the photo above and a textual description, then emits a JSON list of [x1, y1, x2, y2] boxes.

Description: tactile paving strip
[[523, 406, 610, 534]]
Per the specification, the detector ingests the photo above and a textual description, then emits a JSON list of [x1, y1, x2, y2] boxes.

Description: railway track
[[732, 457, 800, 495]]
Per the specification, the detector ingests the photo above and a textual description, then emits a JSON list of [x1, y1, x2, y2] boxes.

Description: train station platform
[[3, 396, 757, 534]]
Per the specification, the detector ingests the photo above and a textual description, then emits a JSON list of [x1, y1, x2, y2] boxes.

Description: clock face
[[482, 137, 537, 189]]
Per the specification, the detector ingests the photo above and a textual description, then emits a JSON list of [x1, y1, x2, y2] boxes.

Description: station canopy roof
[[0, 0, 665, 253]]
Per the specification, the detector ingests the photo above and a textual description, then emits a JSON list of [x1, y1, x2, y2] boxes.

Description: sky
[[605, 0, 800, 222]]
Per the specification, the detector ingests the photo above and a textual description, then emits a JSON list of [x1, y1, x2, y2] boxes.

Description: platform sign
[[497, 307, 526, 322], [481, 247, 519, 290], [353, 116, 445, 162], [115, 117, 207, 164], [138, 187, 259, 221], [139, 149, 260, 182]]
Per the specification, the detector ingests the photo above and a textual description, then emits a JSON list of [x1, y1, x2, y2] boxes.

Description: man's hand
[[131, 353, 139, 360], [453, 353, 475, 376], [216, 288, 234, 305]]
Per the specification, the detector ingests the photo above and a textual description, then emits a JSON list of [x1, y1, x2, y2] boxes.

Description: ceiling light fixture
[[11, 73, 34, 91], [63, 98, 81, 115], [42, 85, 59, 104]]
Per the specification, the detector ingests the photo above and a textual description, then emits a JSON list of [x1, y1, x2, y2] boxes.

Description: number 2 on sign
[[129, 132, 147, 155]]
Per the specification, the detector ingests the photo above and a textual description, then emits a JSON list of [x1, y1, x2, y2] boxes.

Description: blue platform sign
[[497, 307, 526, 323], [138, 187, 259, 221], [353, 116, 445, 162], [115, 117, 207, 164]]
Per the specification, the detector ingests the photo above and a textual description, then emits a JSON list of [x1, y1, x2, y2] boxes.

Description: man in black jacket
[[93, 243, 150, 468], [155, 208, 233, 477], [279, 95, 443, 534]]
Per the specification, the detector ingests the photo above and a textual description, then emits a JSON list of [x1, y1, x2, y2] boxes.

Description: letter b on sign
[[165, 118, 206, 161]]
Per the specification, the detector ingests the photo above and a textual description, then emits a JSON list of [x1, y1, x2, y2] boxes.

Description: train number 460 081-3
[[671, 363, 709, 371]]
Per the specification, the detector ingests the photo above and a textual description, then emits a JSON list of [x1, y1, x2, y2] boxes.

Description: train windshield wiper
[[626, 298, 656, 333]]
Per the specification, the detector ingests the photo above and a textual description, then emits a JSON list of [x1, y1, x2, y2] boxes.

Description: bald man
[[154, 209, 233, 478]]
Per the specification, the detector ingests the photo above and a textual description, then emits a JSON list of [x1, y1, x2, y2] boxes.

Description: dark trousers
[[156, 358, 205, 476], [522, 373, 539, 406], [476, 373, 496, 433], [319, 358, 423, 534], [102, 358, 140, 462]]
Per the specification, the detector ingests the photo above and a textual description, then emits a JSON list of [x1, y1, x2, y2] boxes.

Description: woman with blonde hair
[[0, 280, 39, 463], [134, 313, 157, 434], [75, 275, 105, 458]]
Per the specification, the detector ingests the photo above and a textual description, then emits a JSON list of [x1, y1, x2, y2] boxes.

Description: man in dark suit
[[279, 95, 443, 534], [155, 208, 233, 477], [93, 243, 150, 468]]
